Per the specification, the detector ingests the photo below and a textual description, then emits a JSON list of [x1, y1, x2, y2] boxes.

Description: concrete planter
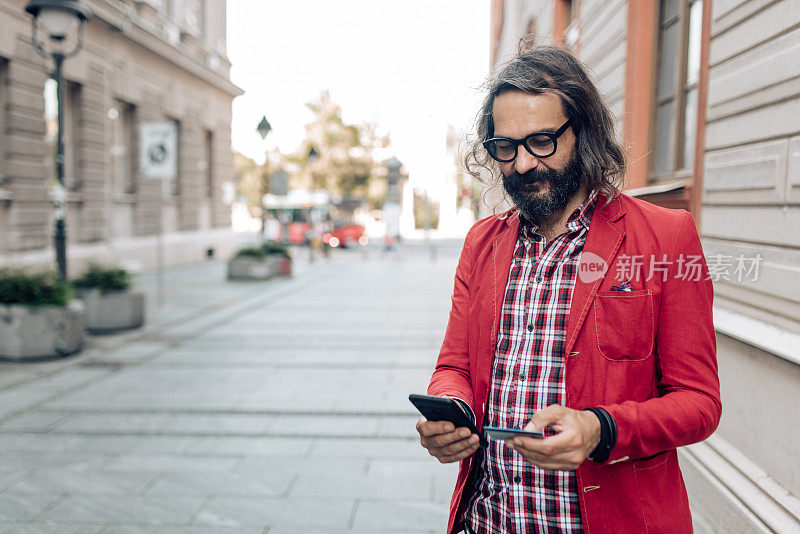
[[227, 255, 290, 280], [276, 255, 292, 277], [0, 300, 85, 361], [76, 288, 145, 334]]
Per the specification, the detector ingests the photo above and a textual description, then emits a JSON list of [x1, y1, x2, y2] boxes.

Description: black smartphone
[[409, 394, 487, 448]]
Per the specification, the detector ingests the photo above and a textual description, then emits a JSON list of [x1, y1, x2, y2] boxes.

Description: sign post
[[140, 121, 178, 306]]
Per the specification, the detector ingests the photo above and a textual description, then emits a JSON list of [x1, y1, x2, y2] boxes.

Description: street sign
[[257, 116, 272, 140], [140, 121, 177, 180], [271, 170, 289, 196]]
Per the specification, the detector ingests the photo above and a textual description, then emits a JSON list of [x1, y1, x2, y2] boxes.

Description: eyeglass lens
[[489, 134, 555, 161]]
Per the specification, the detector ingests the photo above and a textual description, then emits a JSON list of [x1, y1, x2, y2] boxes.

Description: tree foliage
[[233, 152, 267, 208], [288, 92, 389, 200]]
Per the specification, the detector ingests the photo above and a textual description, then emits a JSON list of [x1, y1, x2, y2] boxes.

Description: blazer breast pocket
[[593, 289, 655, 361]]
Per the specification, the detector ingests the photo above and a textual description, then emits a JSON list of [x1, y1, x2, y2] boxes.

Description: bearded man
[[416, 46, 721, 534]]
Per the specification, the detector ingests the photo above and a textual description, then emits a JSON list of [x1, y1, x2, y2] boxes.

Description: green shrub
[[0, 269, 72, 307], [260, 242, 291, 258], [72, 264, 131, 294], [234, 242, 291, 260], [235, 246, 267, 260]]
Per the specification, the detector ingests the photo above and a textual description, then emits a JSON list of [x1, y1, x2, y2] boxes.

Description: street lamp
[[383, 157, 403, 252], [25, 0, 92, 280]]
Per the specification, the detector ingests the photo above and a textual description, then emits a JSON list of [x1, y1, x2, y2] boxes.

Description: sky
[[226, 0, 491, 178]]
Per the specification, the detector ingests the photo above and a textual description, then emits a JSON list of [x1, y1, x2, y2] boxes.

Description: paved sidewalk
[[0, 241, 464, 533]]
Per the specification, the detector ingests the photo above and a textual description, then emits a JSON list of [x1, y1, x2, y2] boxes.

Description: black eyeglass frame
[[483, 119, 573, 162]]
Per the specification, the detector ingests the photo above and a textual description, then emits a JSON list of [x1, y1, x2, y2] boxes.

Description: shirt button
[[514, 475, 522, 483], [535, 275, 543, 283], [526, 324, 533, 332], [519, 374, 525, 381]]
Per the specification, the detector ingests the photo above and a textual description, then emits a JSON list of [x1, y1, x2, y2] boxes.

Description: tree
[[288, 91, 389, 202], [234, 149, 286, 209], [233, 151, 264, 209]]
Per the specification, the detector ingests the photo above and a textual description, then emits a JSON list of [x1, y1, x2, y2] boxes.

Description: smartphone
[[409, 394, 487, 448], [483, 426, 545, 441]]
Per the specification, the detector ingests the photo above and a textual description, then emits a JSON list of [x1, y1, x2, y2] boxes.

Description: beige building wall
[[573, 0, 628, 138], [687, 1, 800, 531], [0, 0, 243, 275], [493, 0, 555, 65], [702, 0, 800, 332], [489, 0, 800, 531]]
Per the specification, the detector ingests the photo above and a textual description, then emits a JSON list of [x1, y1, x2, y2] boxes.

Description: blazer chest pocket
[[593, 290, 655, 361]]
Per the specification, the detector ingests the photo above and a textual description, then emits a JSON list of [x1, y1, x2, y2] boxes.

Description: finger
[[527, 404, 566, 431], [418, 419, 456, 437], [509, 438, 586, 468], [435, 434, 480, 457], [428, 427, 473, 448], [437, 438, 480, 463], [510, 430, 576, 456]]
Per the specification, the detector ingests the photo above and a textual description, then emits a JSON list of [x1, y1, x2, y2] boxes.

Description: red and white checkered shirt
[[464, 188, 600, 533]]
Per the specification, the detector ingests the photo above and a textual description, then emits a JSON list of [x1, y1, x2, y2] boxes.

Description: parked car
[[323, 224, 368, 248]]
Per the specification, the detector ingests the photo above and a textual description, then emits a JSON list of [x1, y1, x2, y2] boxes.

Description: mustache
[[504, 167, 559, 187]]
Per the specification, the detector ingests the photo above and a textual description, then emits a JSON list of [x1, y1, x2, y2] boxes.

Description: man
[[416, 46, 721, 533]]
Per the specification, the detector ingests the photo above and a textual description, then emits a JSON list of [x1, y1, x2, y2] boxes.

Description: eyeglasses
[[483, 119, 572, 162]]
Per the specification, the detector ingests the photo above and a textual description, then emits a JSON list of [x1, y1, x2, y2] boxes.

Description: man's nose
[[514, 148, 540, 174]]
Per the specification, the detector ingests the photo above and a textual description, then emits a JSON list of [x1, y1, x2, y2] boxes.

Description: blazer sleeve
[[599, 211, 722, 462], [427, 229, 475, 409]]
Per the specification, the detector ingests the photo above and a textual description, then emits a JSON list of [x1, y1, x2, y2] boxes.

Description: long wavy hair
[[464, 44, 627, 215]]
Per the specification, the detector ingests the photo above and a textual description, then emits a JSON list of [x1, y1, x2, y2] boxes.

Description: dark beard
[[502, 155, 584, 226]]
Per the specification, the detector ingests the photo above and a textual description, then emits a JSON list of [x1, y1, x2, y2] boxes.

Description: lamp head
[[26, 0, 91, 49]]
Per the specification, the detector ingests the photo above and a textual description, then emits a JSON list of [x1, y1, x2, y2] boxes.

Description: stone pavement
[[0, 240, 465, 533]]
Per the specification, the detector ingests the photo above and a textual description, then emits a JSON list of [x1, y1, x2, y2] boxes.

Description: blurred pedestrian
[[416, 45, 721, 534]]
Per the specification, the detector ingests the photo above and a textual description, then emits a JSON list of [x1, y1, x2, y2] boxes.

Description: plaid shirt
[[464, 188, 600, 534]]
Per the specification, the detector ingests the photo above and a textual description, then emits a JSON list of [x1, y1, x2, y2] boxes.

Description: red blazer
[[428, 192, 721, 534]]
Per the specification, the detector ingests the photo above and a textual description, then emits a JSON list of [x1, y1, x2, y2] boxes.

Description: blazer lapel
[[491, 212, 520, 351], [564, 193, 627, 355]]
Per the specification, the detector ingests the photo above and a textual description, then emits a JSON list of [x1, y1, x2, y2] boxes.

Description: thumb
[[525, 405, 564, 431]]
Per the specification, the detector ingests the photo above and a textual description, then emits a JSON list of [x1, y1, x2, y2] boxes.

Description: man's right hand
[[416, 416, 480, 463]]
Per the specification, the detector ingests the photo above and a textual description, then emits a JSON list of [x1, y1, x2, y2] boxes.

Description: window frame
[[649, 0, 702, 181], [111, 100, 138, 198], [0, 58, 8, 181], [204, 130, 213, 198]]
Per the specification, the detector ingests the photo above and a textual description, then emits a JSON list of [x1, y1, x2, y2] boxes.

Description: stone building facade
[[0, 0, 242, 275], [490, 0, 800, 531]]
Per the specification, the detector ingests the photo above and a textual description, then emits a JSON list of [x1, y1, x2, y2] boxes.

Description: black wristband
[[583, 407, 617, 463]]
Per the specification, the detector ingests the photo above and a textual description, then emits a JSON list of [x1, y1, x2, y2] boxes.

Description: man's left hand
[[508, 404, 601, 470]]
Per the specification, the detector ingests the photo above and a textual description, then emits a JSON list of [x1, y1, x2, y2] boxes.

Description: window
[[203, 130, 213, 198], [172, 120, 181, 196], [0, 58, 8, 181], [0, 58, 7, 253], [652, 0, 703, 177], [110, 100, 137, 196]]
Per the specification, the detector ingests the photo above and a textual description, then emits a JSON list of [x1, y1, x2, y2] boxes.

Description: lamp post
[[25, 0, 92, 280], [383, 157, 403, 252]]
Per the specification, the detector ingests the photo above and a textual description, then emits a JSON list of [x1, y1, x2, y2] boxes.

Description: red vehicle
[[323, 224, 368, 248], [262, 191, 329, 245]]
